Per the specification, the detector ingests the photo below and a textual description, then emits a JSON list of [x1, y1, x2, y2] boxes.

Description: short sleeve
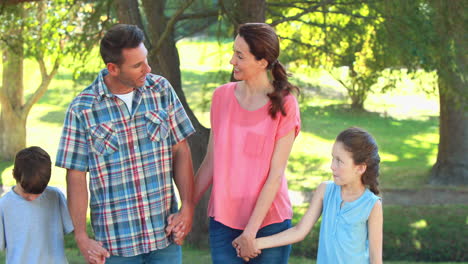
[[57, 189, 74, 234], [165, 79, 195, 145], [55, 105, 89, 171], [275, 94, 301, 141]]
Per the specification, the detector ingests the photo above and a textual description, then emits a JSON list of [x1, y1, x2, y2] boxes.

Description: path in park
[[2, 185, 467, 206]]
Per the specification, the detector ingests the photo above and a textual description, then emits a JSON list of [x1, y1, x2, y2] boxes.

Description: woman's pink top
[[208, 82, 301, 229]]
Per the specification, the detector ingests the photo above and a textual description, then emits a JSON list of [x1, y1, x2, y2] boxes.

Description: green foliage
[[0, 0, 106, 62], [378, 0, 467, 102], [291, 205, 468, 261], [267, 1, 394, 110]]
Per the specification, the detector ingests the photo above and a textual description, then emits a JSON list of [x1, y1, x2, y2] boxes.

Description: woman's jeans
[[209, 217, 292, 264]]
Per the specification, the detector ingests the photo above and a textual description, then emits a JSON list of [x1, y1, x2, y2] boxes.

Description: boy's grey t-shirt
[[0, 186, 74, 264]]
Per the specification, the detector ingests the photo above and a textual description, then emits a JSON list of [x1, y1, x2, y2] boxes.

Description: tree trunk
[[429, 0, 467, 185], [430, 75, 468, 185], [0, 34, 25, 161]]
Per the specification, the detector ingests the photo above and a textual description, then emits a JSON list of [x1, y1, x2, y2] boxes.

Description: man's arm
[[166, 139, 195, 244], [67, 169, 109, 263]]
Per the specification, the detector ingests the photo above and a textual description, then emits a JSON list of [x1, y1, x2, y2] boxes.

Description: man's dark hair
[[100, 24, 145, 65], [13, 146, 51, 194]]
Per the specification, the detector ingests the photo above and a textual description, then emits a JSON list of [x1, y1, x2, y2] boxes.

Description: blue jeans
[[105, 243, 181, 264], [209, 218, 292, 264]]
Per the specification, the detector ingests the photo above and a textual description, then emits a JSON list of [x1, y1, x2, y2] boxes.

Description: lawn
[[0, 39, 465, 263]]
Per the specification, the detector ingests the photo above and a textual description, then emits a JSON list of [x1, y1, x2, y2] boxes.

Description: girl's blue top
[[317, 181, 381, 264]]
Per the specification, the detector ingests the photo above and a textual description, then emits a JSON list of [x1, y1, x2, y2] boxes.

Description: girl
[[239, 127, 383, 264], [193, 23, 301, 263]]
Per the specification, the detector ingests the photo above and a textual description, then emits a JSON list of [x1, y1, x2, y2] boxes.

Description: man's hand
[[165, 203, 194, 245], [75, 234, 110, 264]]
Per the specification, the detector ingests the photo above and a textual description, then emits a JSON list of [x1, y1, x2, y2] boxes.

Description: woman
[[195, 23, 301, 263]]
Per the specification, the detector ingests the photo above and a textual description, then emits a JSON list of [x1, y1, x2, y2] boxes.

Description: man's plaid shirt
[[56, 69, 195, 257]]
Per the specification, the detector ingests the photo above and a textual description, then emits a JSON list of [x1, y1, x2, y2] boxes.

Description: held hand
[[75, 234, 109, 264], [232, 232, 261, 260], [165, 204, 194, 245]]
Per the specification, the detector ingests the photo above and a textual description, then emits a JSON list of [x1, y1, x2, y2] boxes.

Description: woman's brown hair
[[238, 23, 299, 119]]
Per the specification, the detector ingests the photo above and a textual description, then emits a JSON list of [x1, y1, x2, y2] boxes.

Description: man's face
[[115, 43, 152, 89]]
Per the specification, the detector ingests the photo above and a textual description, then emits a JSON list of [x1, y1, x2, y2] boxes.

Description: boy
[[0, 146, 74, 264]]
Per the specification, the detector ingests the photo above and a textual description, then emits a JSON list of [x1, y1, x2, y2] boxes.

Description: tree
[[267, 0, 394, 110], [0, 0, 111, 161], [379, 0, 467, 185]]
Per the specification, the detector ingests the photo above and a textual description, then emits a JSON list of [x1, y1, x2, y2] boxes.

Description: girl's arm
[[193, 130, 215, 205], [368, 200, 383, 264], [255, 182, 326, 250], [232, 130, 296, 258]]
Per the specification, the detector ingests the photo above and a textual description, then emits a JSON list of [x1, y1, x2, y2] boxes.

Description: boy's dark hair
[[13, 146, 51, 194], [336, 127, 381, 195], [100, 24, 145, 65]]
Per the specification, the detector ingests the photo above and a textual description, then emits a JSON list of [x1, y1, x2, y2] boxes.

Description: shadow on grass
[[287, 154, 329, 191]]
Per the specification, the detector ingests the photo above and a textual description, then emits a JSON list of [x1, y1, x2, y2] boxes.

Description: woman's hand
[[232, 232, 261, 261]]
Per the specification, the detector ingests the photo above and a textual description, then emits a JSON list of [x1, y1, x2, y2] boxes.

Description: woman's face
[[229, 35, 267, 81]]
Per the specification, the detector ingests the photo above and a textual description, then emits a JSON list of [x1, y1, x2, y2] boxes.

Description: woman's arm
[[233, 129, 296, 258], [194, 130, 215, 205], [255, 182, 326, 250], [368, 200, 383, 264]]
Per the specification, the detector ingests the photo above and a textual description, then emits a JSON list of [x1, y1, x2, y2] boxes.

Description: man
[[56, 24, 195, 264]]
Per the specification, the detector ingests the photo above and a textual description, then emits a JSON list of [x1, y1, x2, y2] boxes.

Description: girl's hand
[[232, 233, 261, 260]]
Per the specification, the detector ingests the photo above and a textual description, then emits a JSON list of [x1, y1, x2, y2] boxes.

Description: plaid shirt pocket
[[89, 122, 119, 155], [145, 110, 170, 142]]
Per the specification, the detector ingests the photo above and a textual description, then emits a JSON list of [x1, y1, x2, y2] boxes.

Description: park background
[[0, 0, 466, 263]]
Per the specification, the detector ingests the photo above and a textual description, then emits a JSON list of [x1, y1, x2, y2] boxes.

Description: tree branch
[[178, 9, 219, 20], [23, 56, 60, 114], [270, 0, 335, 27], [153, 0, 196, 54], [218, 0, 237, 26], [278, 35, 344, 58]]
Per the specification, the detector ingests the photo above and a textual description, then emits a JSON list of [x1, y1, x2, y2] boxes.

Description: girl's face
[[229, 35, 267, 81], [330, 141, 365, 186]]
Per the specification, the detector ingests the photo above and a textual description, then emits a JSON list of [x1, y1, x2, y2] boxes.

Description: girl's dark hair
[[100, 24, 145, 65], [13, 146, 51, 194], [238, 23, 299, 119], [337, 127, 380, 195]]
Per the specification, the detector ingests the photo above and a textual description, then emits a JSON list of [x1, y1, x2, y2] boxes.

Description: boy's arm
[[255, 182, 327, 250], [368, 200, 383, 264], [67, 169, 109, 263]]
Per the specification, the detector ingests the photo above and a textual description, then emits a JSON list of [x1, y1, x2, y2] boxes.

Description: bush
[[290, 205, 467, 261]]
